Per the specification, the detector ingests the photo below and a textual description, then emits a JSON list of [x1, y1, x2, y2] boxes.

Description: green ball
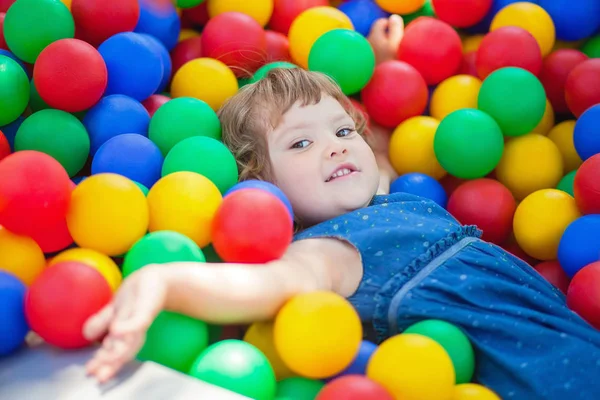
[[137, 311, 209, 373], [133, 181, 149, 196], [581, 35, 600, 58], [0, 56, 29, 126], [202, 244, 223, 263], [404, 319, 475, 384], [176, 0, 204, 9], [162, 136, 238, 194], [122, 231, 205, 277], [477, 67, 547, 137], [207, 324, 223, 344], [149, 97, 221, 156], [238, 76, 252, 88], [15, 109, 90, 177], [557, 170, 577, 196], [434, 108, 504, 179], [251, 61, 297, 83], [405, 0, 436, 25], [4, 0, 74, 63], [189, 340, 276, 400], [308, 29, 375, 95], [275, 377, 325, 400]]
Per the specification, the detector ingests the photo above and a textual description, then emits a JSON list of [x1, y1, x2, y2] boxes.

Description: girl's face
[[267, 95, 380, 227]]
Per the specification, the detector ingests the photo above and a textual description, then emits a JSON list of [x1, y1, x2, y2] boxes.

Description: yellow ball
[[288, 7, 354, 69], [179, 29, 200, 41], [66, 174, 149, 257], [60, 0, 71, 10], [207, 0, 274, 27], [147, 172, 222, 248], [0, 226, 45, 285], [547, 120, 583, 173], [431, 75, 482, 121], [513, 189, 581, 260], [531, 99, 555, 136], [491, 2, 555, 56], [274, 291, 362, 379], [171, 58, 239, 111], [375, 0, 425, 14], [462, 34, 485, 53], [244, 321, 296, 381], [495, 134, 564, 201], [452, 384, 501, 400], [389, 116, 446, 180], [48, 248, 122, 292], [367, 333, 455, 400]]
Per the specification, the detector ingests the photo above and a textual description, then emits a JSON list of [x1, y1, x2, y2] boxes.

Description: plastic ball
[[404, 319, 474, 384], [559, 215, 600, 276], [201, 12, 267, 77], [177, 0, 203, 8], [171, 36, 203, 75], [398, 17, 462, 85], [476, 27, 542, 80], [0, 116, 24, 150], [308, 29, 374, 95], [338, 0, 389, 37], [0, 130, 10, 161], [459, 51, 478, 77], [513, 189, 580, 260], [0, 151, 71, 237], [0, 225, 45, 285], [361, 61, 428, 128], [171, 58, 238, 110], [534, 260, 570, 294], [452, 384, 501, 400], [134, 0, 180, 51], [375, 0, 424, 14], [582, 35, 600, 58], [243, 321, 296, 381], [98, 32, 164, 102], [274, 291, 362, 379], [15, 109, 90, 177], [147, 171, 222, 248], [276, 377, 325, 399], [251, 61, 296, 83], [537, 0, 600, 42], [431, 75, 481, 121], [139, 33, 172, 94], [71, 0, 139, 47], [532, 99, 554, 136], [390, 173, 448, 208], [547, 120, 582, 173], [48, 248, 122, 292], [431, 0, 491, 28], [212, 188, 292, 263], [433, 109, 504, 179], [0, 271, 29, 356], [142, 94, 170, 117], [327, 340, 378, 379], [539, 49, 588, 114], [490, 2, 555, 57], [574, 105, 600, 162], [557, 170, 577, 196], [25, 261, 112, 349], [3, 0, 74, 63], [28, 209, 73, 254], [462, 34, 484, 53], [0, 48, 27, 76], [574, 153, 600, 214], [317, 375, 393, 400], [269, 0, 328, 35], [207, 0, 273, 27], [0, 56, 29, 126], [67, 173, 149, 256], [225, 180, 294, 222], [83, 94, 150, 154], [288, 6, 354, 69], [264, 30, 291, 62], [403, 0, 435, 25], [565, 59, 600, 117], [566, 261, 600, 329], [367, 333, 455, 400], [189, 340, 276, 400]]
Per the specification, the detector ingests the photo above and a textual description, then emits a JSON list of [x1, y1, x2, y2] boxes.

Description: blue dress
[[294, 193, 600, 399]]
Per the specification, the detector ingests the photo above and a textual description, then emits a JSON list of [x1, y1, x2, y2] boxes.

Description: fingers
[[87, 333, 145, 383], [388, 14, 405, 45], [83, 303, 115, 341], [368, 18, 389, 41]]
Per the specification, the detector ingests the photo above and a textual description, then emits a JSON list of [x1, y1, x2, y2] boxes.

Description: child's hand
[[83, 266, 168, 383], [368, 14, 405, 64]]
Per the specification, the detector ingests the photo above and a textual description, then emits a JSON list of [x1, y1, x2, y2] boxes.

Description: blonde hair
[[219, 68, 368, 183]]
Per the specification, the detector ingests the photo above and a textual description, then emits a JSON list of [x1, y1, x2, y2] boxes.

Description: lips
[[326, 163, 358, 182]]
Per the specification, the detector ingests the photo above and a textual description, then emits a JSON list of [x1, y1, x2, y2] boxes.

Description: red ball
[[361, 60, 428, 128], [316, 375, 394, 400], [0, 13, 7, 50], [33, 39, 107, 113], [539, 49, 588, 114], [476, 26, 542, 80], [182, 2, 209, 26], [142, 94, 170, 117], [25, 261, 112, 349], [170, 36, 203, 75], [432, 0, 492, 28], [447, 179, 516, 244], [0, 130, 9, 162], [397, 17, 462, 85], [265, 30, 291, 62], [201, 12, 267, 77], [565, 59, 600, 117], [574, 153, 600, 215], [567, 261, 600, 330], [0, 151, 71, 237], [269, 0, 329, 35], [211, 189, 293, 264], [71, 0, 140, 47], [459, 51, 478, 77], [0, 0, 14, 12], [535, 261, 571, 295]]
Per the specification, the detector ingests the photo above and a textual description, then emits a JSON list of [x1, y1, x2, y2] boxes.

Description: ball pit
[[134, 0, 180, 51], [538, 0, 600, 42], [71, 0, 139, 47], [0, 270, 29, 356], [0, 225, 45, 285], [558, 215, 600, 277], [538, 49, 588, 114], [573, 153, 600, 215], [566, 261, 600, 330], [0, 55, 29, 126], [573, 104, 600, 161], [564, 59, 600, 117], [207, 0, 273, 27], [432, 0, 491, 28], [547, 120, 582, 173], [27, 210, 73, 254], [430, 75, 481, 120]]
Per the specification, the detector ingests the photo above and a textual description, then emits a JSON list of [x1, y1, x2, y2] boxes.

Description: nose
[[330, 148, 348, 158]]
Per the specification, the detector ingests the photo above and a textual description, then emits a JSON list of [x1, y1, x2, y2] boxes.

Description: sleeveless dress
[[294, 193, 600, 400]]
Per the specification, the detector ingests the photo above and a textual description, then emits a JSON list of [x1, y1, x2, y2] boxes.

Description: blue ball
[[574, 104, 600, 161], [139, 34, 172, 94], [335, 340, 377, 377], [92, 133, 164, 188], [71, 176, 87, 185], [83, 94, 150, 154], [0, 49, 28, 77], [0, 115, 24, 150], [538, 0, 600, 41], [135, 0, 181, 51], [466, 0, 537, 34], [0, 271, 29, 356], [338, 0, 389, 37], [98, 32, 164, 101], [224, 180, 294, 221], [558, 215, 600, 277], [390, 173, 448, 208]]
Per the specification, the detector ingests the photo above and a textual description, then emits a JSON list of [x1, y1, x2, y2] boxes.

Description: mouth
[[325, 163, 359, 182]]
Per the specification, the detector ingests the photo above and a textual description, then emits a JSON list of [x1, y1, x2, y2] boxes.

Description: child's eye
[[336, 128, 355, 137], [291, 139, 311, 149]]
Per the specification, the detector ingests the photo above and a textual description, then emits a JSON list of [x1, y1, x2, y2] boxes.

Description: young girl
[[84, 19, 600, 400]]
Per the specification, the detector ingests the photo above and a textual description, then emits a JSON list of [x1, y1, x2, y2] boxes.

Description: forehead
[[277, 96, 351, 129]]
